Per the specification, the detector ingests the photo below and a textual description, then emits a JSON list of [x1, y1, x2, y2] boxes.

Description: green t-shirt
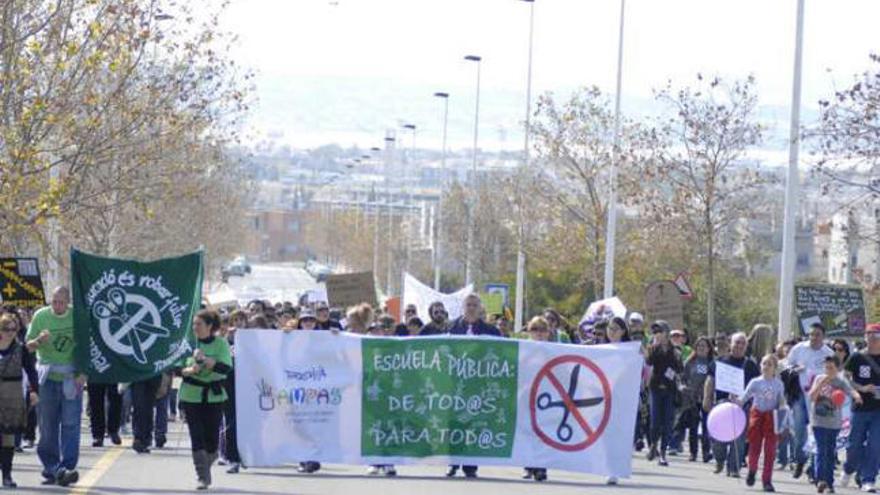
[[27, 306, 76, 380], [179, 336, 232, 404]]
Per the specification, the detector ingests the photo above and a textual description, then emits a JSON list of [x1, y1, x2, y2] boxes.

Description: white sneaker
[[366, 466, 381, 476], [840, 472, 852, 488], [606, 476, 619, 485], [862, 482, 877, 493]]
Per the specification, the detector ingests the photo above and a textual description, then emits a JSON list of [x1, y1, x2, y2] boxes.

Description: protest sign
[[645, 281, 685, 330], [480, 292, 504, 316], [402, 273, 473, 322], [71, 249, 203, 383], [714, 361, 745, 396], [794, 284, 866, 337], [484, 283, 510, 307], [236, 332, 641, 477], [326, 271, 377, 309], [0, 257, 46, 308]]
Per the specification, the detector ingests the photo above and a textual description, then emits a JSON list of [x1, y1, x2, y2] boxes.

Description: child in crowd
[[808, 356, 862, 494], [740, 354, 786, 493]]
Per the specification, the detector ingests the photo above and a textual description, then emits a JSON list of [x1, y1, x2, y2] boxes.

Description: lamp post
[[778, 0, 806, 341], [514, 0, 535, 335], [602, 0, 627, 299], [353, 158, 362, 235], [433, 92, 450, 290], [464, 54, 482, 287], [370, 146, 382, 286], [384, 135, 396, 295], [402, 124, 417, 273]]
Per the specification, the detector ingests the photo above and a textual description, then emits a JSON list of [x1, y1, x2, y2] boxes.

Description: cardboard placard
[[325, 271, 377, 309], [0, 257, 46, 308], [645, 280, 685, 330]]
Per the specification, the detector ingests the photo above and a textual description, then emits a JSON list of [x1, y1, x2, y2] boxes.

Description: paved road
[[10, 423, 829, 495], [206, 264, 324, 306]]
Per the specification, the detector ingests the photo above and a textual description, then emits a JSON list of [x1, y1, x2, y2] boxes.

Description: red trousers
[[747, 409, 778, 483]]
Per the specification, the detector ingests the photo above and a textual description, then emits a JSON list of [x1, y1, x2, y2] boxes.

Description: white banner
[[236, 331, 642, 477], [402, 273, 472, 322]]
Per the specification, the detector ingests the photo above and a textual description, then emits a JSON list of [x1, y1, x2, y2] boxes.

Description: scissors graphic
[[92, 288, 169, 364], [536, 364, 604, 442]]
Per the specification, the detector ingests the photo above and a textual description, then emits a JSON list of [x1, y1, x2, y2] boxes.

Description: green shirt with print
[[179, 336, 232, 404], [26, 306, 76, 381]]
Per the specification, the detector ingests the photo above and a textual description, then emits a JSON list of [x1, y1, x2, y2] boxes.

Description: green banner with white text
[[72, 249, 203, 383]]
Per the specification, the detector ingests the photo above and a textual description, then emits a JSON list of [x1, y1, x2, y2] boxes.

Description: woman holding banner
[[522, 316, 552, 482], [180, 309, 232, 490]]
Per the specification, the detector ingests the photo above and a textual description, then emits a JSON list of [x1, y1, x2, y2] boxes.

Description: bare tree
[[640, 74, 770, 336]]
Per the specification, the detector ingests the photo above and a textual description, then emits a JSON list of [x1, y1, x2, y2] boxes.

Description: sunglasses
[[1, 326, 16, 333], [834, 347, 846, 352]]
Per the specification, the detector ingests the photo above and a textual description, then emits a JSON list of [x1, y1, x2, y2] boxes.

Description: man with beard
[[419, 302, 449, 336]]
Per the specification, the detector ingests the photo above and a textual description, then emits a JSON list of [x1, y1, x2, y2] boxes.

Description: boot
[[204, 450, 218, 486], [1, 447, 15, 488], [192, 450, 209, 490]]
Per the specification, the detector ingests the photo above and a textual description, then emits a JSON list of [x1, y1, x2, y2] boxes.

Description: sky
[[221, 0, 880, 154]]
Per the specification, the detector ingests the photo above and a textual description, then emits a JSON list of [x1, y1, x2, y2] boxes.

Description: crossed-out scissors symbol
[[93, 288, 169, 364], [536, 364, 604, 442]]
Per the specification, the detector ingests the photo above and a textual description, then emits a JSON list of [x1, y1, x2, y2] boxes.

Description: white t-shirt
[[787, 341, 833, 391]]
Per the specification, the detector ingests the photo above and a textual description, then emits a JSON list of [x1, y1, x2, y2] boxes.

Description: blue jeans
[[813, 427, 840, 487], [713, 431, 746, 474], [777, 431, 794, 466], [792, 395, 810, 465], [154, 395, 168, 440], [649, 388, 676, 454], [37, 379, 82, 478], [845, 410, 880, 484], [168, 388, 179, 417]]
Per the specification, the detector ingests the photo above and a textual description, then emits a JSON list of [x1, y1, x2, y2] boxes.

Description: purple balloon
[[707, 402, 747, 442]]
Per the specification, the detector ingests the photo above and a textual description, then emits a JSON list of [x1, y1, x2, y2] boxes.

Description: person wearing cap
[[786, 322, 834, 479], [314, 304, 342, 331], [645, 321, 683, 466], [840, 323, 880, 492], [295, 305, 340, 476], [296, 309, 318, 330]]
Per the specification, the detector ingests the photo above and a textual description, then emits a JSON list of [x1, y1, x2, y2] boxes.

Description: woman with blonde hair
[[345, 304, 374, 335], [748, 324, 776, 361]]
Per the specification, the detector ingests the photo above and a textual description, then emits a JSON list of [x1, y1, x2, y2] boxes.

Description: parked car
[[306, 260, 332, 282], [221, 256, 251, 279]]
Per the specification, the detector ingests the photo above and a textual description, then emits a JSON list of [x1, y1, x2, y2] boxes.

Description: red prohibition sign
[[529, 355, 612, 452]]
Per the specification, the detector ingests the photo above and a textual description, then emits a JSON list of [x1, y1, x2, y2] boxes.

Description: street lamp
[[778, 0, 806, 341], [384, 135, 397, 295], [514, 0, 535, 335], [401, 124, 417, 273], [433, 92, 450, 290], [464, 54, 482, 287], [602, 0, 626, 299], [370, 147, 382, 286]]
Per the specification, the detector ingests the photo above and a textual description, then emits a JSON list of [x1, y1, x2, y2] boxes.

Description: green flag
[[72, 249, 203, 383]]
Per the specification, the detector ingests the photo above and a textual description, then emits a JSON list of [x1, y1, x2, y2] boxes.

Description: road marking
[[69, 444, 127, 495]]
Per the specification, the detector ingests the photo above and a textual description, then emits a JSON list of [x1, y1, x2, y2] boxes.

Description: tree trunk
[[707, 228, 716, 337]]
